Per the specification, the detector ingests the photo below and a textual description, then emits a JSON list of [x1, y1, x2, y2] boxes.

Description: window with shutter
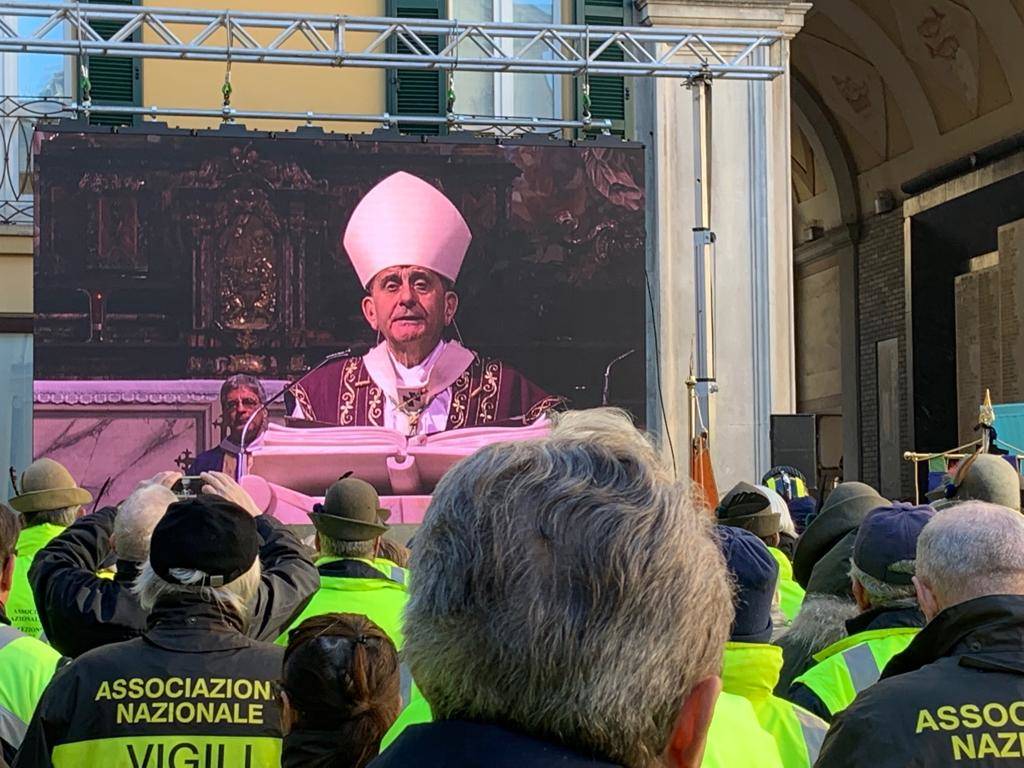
[[576, 0, 631, 137], [386, 0, 447, 136], [84, 0, 140, 126]]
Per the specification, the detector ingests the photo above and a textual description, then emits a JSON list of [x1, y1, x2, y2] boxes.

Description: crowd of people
[[1, 408, 1024, 767]]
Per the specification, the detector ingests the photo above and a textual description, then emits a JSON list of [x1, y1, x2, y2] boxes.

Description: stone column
[[634, 1, 809, 487]]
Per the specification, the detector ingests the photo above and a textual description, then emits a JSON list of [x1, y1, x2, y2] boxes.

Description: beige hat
[[9, 458, 92, 514]]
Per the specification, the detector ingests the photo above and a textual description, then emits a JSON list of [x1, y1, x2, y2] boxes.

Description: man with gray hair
[[192, 373, 269, 475], [15, 495, 286, 767], [787, 503, 933, 721], [814, 503, 1024, 767], [29, 470, 318, 658], [372, 409, 735, 768], [28, 476, 178, 657]]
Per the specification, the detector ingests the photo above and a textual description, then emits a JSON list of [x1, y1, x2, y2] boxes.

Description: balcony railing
[[0, 96, 75, 226]]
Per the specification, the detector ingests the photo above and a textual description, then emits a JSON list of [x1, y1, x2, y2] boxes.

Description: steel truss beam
[[0, 2, 783, 80], [0, 95, 609, 131]]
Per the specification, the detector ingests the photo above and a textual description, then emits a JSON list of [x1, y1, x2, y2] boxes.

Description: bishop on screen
[[292, 171, 561, 435]]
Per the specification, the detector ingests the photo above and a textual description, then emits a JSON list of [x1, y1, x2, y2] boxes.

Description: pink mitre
[[343, 171, 472, 288]]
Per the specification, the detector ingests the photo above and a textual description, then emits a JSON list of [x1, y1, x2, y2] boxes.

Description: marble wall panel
[[33, 408, 208, 505], [29, 379, 291, 506]]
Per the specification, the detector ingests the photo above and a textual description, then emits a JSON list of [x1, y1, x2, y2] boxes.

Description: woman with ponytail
[[280, 612, 402, 768]]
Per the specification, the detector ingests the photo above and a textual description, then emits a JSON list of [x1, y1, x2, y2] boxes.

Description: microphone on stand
[[235, 347, 356, 482], [602, 349, 636, 406]]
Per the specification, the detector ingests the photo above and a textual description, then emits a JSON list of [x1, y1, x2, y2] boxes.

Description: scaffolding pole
[[11, 99, 610, 131], [690, 73, 716, 447], [0, 2, 784, 79]]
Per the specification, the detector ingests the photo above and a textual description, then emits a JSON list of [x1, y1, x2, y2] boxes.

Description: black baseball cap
[[150, 494, 259, 587]]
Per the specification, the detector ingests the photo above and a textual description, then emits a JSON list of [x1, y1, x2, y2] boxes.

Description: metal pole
[[691, 72, 716, 445], [63, 101, 610, 130]]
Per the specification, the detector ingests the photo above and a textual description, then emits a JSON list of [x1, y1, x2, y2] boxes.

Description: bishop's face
[[361, 266, 459, 365]]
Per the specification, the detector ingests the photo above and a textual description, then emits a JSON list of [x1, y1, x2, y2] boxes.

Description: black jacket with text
[[815, 594, 1024, 767], [29, 507, 318, 657], [12, 595, 285, 768]]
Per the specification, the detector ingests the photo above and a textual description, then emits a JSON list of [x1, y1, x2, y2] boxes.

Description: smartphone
[[171, 476, 204, 499]]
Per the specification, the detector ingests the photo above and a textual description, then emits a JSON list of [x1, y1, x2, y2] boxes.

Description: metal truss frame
[[0, 96, 611, 131], [0, 5, 788, 441], [0, 2, 783, 80]]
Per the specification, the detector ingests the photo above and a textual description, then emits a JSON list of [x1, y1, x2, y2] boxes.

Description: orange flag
[[690, 433, 719, 514]]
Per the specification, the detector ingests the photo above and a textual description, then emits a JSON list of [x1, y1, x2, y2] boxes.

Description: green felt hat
[[309, 477, 390, 542], [951, 453, 1021, 512], [9, 458, 92, 514]]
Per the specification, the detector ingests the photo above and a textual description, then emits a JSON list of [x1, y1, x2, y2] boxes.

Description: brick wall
[[856, 209, 914, 497]]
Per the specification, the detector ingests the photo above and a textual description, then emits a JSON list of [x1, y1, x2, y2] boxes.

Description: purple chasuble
[[293, 352, 560, 431]]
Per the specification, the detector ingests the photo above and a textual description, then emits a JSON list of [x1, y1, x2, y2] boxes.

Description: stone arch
[[792, 73, 860, 229], [810, 0, 940, 143]]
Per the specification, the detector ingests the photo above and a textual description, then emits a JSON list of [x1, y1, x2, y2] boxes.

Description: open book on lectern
[[247, 419, 551, 496]]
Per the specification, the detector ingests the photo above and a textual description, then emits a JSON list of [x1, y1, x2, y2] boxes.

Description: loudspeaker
[[770, 414, 818, 490]]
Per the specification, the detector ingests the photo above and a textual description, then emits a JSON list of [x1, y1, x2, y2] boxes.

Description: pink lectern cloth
[[241, 419, 553, 524]]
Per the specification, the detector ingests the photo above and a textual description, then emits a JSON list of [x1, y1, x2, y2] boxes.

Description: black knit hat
[[716, 482, 781, 539], [716, 525, 778, 644], [150, 494, 259, 588]]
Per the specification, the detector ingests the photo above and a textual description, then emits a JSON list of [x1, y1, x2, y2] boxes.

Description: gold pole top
[[980, 388, 995, 428]]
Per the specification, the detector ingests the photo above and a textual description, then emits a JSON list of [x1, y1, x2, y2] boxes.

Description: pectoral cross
[[397, 387, 427, 435], [400, 388, 426, 412]]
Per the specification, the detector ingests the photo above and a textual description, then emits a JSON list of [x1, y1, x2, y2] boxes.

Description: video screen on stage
[[33, 126, 647, 425]]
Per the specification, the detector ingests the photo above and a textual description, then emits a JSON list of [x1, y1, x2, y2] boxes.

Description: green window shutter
[[575, 0, 631, 137], [386, 0, 447, 136], [84, 0, 140, 126]]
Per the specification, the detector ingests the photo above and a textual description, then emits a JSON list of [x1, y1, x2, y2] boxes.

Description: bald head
[[915, 502, 1024, 618]]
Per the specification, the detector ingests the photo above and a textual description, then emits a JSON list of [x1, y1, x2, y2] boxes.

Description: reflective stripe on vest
[[400, 663, 413, 708], [0, 704, 26, 750], [794, 629, 919, 716], [794, 707, 826, 765], [51, 734, 282, 767], [390, 566, 406, 586], [841, 643, 881, 694], [0, 625, 22, 651]]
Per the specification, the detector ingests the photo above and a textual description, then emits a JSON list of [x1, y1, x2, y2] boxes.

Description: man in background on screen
[[192, 374, 268, 476], [291, 171, 560, 436]]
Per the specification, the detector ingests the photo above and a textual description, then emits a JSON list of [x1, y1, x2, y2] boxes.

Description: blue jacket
[[370, 720, 622, 768]]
